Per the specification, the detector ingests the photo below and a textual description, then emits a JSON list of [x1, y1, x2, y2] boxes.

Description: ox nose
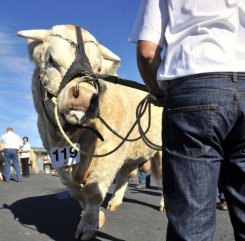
[[68, 86, 99, 117], [71, 86, 79, 98]]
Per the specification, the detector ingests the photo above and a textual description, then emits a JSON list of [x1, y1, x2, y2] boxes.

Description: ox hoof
[[81, 230, 97, 241], [98, 210, 105, 229], [74, 229, 82, 239], [106, 202, 121, 212], [74, 228, 97, 241], [160, 206, 165, 212]]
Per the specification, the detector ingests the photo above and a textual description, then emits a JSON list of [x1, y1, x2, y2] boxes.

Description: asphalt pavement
[[0, 174, 234, 241]]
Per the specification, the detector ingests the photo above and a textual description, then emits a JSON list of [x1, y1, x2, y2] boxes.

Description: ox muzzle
[[56, 26, 100, 122]]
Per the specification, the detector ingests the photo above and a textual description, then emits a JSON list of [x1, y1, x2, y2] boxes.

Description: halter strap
[[57, 26, 93, 94]]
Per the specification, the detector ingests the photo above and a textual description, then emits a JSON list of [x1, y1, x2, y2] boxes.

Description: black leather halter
[[57, 26, 100, 95]]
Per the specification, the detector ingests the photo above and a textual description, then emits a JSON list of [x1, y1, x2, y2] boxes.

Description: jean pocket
[[165, 104, 217, 158]]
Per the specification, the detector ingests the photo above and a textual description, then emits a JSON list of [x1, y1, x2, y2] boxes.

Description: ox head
[[17, 25, 121, 126]]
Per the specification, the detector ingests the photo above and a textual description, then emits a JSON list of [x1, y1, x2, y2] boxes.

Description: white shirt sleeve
[[129, 0, 168, 48]]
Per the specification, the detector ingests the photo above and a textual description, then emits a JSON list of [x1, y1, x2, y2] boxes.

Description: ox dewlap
[[50, 143, 80, 168]]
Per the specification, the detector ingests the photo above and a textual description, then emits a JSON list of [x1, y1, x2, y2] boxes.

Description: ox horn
[[99, 44, 121, 62], [17, 29, 50, 41]]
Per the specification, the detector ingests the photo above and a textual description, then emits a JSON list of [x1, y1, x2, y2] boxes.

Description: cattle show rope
[[51, 94, 162, 157]]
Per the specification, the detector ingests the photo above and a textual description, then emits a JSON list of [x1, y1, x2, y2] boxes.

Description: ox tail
[[29, 149, 39, 175], [150, 151, 165, 212], [150, 151, 163, 188]]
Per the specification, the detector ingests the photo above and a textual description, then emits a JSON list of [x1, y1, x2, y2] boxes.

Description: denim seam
[[169, 89, 233, 97], [230, 97, 239, 133], [166, 105, 217, 158], [167, 104, 217, 113], [170, 145, 211, 158]]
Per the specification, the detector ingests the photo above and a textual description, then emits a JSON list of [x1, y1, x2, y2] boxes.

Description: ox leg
[[66, 187, 101, 241], [160, 194, 165, 212], [107, 166, 131, 211], [74, 183, 106, 240], [58, 168, 106, 240], [75, 204, 102, 240]]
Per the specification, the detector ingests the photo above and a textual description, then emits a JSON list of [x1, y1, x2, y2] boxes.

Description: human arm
[[129, 0, 168, 105], [137, 40, 164, 98], [19, 143, 31, 153], [20, 149, 30, 153]]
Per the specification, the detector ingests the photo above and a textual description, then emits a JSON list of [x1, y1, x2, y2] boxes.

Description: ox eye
[[48, 54, 59, 69], [48, 55, 55, 65]]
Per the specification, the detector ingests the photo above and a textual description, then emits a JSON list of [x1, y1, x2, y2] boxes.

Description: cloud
[[14, 112, 38, 131], [0, 29, 41, 146], [0, 31, 20, 55], [0, 31, 33, 75], [0, 56, 33, 75], [0, 30, 34, 101]]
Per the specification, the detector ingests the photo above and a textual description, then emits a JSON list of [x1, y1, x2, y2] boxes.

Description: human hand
[[146, 93, 165, 107]]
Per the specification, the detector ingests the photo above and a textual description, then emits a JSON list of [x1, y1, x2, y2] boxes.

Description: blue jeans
[[4, 148, 22, 181], [138, 170, 151, 187], [217, 187, 226, 202], [163, 73, 245, 241]]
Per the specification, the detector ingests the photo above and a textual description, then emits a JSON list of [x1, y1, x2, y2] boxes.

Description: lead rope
[[136, 96, 162, 151], [98, 95, 162, 150], [52, 97, 80, 152], [52, 97, 130, 156], [51, 95, 161, 157]]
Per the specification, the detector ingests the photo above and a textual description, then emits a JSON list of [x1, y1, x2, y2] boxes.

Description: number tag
[[50, 143, 80, 168]]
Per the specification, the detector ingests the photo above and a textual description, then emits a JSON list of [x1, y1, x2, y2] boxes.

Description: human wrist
[[151, 92, 165, 100]]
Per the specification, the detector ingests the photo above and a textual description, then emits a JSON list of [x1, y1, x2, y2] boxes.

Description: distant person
[[217, 175, 228, 211], [217, 187, 228, 211], [136, 160, 151, 189], [1, 127, 22, 182], [19, 136, 31, 178], [136, 169, 151, 189]]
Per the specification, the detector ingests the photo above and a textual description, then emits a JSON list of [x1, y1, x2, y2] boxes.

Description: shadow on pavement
[[102, 188, 161, 212], [2, 191, 124, 241]]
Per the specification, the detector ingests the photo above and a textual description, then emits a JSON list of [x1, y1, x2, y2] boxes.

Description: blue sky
[[0, 0, 143, 148]]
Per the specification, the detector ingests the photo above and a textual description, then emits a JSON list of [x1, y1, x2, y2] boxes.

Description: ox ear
[[98, 44, 121, 63], [26, 39, 43, 63], [17, 29, 50, 41]]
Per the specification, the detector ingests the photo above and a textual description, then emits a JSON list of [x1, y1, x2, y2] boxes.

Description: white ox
[[18, 25, 163, 240]]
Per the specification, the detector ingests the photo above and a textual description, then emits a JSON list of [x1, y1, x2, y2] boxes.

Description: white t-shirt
[[129, 0, 245, 90], [1, 131, 22, 150], [20, 142, 31, 158]]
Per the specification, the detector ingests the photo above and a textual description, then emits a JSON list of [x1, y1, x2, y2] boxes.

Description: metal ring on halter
[[74, 79, 81, 97]]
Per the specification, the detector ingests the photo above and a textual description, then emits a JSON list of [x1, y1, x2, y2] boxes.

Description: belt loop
[[232, 72, 238, 82]]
